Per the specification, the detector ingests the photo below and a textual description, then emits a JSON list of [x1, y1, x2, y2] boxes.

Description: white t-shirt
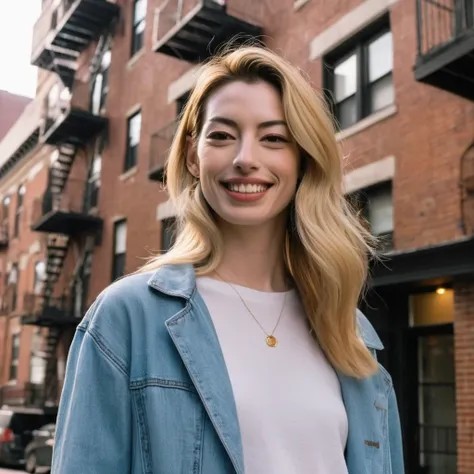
[[196, 277, 349, 474]]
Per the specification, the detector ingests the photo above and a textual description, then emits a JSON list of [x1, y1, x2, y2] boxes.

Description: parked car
[[24, 423, 55, 474], [0, 406, 55, 468]]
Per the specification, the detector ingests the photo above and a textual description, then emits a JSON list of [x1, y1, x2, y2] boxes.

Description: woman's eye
[[207, 131, 233, 140], [263, 135, 289, 143]]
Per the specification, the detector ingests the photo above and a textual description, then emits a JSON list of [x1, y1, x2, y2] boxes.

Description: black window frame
[[90, 48, 111, 115], [9, 333, 20, 381], [349, 180, 394, 251], [161, 217, 177, 252], [124, 110, 142, 172], [84, 140, 103, 212], [176, 91, 191, 117], [323, 15, 393, 130], [112, 220, 127, 282], [13, 185, 26, 238], [131, 0, 147, 57], [9, 263, 19, 311]]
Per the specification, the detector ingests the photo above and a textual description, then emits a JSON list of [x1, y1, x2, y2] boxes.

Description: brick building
[[0, 0, 472, 473], [0, 91, 31, 142]]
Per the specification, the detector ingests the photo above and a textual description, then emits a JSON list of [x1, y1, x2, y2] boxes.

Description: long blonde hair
[[140, 46, 378, 378]]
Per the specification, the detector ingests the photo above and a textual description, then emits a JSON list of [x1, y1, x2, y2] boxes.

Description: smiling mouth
[[221, 182, 273, 194]]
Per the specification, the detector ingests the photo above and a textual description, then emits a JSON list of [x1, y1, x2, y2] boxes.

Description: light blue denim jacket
[[52, 264, 404, 474]]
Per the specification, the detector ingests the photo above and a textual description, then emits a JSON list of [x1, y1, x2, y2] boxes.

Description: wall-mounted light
[[436, 287, 446, 295]]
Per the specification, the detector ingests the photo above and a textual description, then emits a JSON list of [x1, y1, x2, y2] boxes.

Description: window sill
[[127, 49, 145, 71], [336, 104, 397, 142], [6, 379, 17, 386], [294, 0, 310, 11], [119, 166, 138, 182]]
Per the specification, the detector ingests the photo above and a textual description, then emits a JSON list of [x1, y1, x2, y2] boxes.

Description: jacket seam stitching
[[130, 377, 197, 393], [87, 328, 129, 377]]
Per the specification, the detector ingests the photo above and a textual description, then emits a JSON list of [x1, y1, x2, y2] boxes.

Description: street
[[0, 468, 27, 474]]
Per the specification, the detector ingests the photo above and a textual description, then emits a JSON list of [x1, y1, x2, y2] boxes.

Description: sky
[[0, 1, 42, 98]]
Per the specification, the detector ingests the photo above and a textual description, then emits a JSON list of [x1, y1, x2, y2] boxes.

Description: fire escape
[[414, 0, 474, 100], [149, 0, 262, 181], [21, 0, 119, 408], [31, 0, 119, 89]]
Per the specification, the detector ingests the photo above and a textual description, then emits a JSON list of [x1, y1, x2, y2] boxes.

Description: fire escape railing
[[416, 0, 474, 57]]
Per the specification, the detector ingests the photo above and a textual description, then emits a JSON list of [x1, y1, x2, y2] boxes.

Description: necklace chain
[[213, 270, 287, 347]]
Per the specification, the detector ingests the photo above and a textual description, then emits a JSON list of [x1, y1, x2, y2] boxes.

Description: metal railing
[[150, 120, 179, 175], [153, 0, 225, 45], [32, 0, 78, 61], [31, 178, 88, 223], [23, 293, 72, 318], [416, 0, 474, 56]]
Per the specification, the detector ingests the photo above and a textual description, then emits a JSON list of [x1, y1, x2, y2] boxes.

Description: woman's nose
[[233, 138, 259, 172]]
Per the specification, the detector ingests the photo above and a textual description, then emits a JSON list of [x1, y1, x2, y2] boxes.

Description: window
[[112, 220, 127, 281], [9, 263, 19, 311], [91, 49, 111, 114], [324, 22, 394, 130], [176, 91, 191, 116], [161, 218, 176, 252], [13, 185, 25, 237], [131, 0, 147, 56], [85, 146, 102, 211], [30, 329, 46, 385], [125, 111, 142, 171], [34, 260, 46, 295], [1, 196, 10, 241], [350, 181, 394, 250], [2, 196, 10, 222], [9, 333, 20, 381]]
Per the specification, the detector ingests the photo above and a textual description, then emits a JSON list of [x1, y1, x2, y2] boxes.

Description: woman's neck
[[211, 218, 290, 292]]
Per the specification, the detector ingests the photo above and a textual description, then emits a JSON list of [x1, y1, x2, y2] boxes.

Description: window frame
[[13, 185, 26, 238], [9, 333, 20, 381], [124, 110, 142, 172], [161, 217, 177, 252], [85, 141, 103, 212], [91, 49, 111, 115], [323, 15, 393, 130], [348, 180, 394, 250], [131, 0, 147, 57], [9, 263, 19, 311], [112, 220, 127, 281]]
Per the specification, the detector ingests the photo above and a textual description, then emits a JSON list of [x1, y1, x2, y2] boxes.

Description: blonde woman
[[52, 47, 404, 474]]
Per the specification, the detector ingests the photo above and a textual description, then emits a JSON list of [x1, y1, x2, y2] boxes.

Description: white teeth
[[227, 183, 269, 193]]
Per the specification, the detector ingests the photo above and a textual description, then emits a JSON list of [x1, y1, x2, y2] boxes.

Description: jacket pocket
[[131, 378, 205, 474]]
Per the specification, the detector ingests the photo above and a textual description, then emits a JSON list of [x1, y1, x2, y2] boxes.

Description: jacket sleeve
[[388, 384, 405, 473], [51, 305, 132, 473]]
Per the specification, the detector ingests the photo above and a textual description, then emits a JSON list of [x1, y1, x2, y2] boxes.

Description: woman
[[52, 47, 404, 473]]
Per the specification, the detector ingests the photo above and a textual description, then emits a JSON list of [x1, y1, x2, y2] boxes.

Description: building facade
[[0, 91, 31, 142], [0, 0, 473, 473]]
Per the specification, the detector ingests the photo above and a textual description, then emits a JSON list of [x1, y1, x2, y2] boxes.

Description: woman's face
[[187, 80, 300, 228]]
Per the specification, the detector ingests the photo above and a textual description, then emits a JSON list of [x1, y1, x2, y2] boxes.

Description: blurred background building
[[0, 0, 472, 473]]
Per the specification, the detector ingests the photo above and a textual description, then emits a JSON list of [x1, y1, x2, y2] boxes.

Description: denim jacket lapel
[[149, 265, 244, 474]]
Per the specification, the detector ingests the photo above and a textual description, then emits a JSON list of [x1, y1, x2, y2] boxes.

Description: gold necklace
[[214, 270, 287, 347]]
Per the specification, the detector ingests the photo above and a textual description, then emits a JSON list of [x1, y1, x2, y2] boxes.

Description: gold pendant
[[266, 335, 278, 347]]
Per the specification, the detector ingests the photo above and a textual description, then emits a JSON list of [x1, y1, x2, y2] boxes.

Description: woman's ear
[[185, 136, 200, 179]]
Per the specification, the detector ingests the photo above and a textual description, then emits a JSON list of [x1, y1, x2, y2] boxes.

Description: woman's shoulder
[[76, 271, 163, 355]]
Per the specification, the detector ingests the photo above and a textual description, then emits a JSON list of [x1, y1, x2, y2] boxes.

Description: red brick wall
[[454, 278, 474, 474]]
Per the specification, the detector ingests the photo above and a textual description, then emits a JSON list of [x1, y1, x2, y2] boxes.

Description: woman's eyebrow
[[208, 116, 288, 129]]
